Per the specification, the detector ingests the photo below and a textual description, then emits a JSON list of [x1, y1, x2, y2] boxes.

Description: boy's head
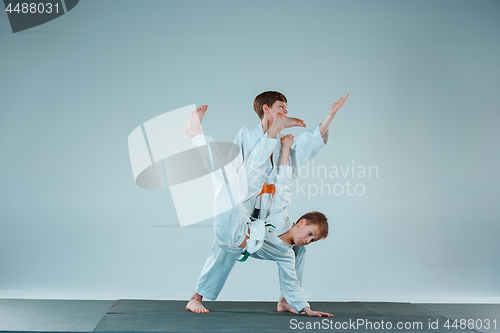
[[253, 91, 287, 120], [292, 211, 328, 246]]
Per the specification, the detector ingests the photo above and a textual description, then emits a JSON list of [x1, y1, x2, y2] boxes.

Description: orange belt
[[257, 183, 275, 197]]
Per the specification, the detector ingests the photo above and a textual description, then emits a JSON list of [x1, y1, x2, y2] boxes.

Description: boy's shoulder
[[238, 123, 261, 133], [236, 124, 262, 137]]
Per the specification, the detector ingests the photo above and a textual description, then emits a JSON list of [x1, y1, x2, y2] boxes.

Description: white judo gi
[[192, 131, 314, 312], [192, 133, 280, 255], [194, 123, 329, 305]]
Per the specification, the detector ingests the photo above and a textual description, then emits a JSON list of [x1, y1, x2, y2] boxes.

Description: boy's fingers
[[332, 94, 348, 109]]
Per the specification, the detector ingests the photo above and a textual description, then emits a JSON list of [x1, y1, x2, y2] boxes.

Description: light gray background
[[0, 0, 499, 302]]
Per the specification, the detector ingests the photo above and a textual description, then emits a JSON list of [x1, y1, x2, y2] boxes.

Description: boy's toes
[[197, 105, 208, 121]]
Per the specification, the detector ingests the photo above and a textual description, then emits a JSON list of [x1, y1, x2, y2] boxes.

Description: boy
[[186, 107, 333, 316], [187, 92, 348, 314]]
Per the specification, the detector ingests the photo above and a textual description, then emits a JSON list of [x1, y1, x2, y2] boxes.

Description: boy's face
[[264, 100, 287, 119], [292, 219, 322, 246]]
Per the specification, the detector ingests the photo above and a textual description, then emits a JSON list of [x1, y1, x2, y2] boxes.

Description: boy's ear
[[297, 218, 307, 227], [262, 104, 269, 114]]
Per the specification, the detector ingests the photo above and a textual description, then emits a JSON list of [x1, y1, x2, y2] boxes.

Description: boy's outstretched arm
[[276, 257, 333, 317], [318, 94, 349, 140]]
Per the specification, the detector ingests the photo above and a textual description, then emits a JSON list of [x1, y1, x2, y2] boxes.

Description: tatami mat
[[1, 299, 499, 332]]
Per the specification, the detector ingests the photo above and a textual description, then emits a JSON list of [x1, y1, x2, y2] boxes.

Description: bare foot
[[277, 297, 298, 314], [185, 105, 208, 138], [267, 113, 306, 138], [186, 292, 210, 313]]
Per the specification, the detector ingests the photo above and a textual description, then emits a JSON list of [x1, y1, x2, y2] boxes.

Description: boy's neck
[[278, 227, 294, 245], [261, 115, 273, 134]]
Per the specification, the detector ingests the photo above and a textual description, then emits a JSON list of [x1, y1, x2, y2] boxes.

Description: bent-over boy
[[185, 106, 333, 316]]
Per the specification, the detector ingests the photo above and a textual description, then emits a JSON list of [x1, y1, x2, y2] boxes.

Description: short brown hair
[[253, 91, 287, 119], [297, 211, 329, 239]]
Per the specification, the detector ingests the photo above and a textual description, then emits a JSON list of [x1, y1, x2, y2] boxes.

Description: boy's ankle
[[190, 292, 203, 302]]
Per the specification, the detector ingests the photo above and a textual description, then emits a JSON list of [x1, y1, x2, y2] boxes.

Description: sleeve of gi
[[277, 251, 310, 313], [280, 246, 306, 299], [294, 245, 306, 285], [291, 124, 329, 168]]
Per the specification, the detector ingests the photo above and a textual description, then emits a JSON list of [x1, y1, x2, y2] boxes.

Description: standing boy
[[187, 92, 348, 314], [186, 106, 333, 316]]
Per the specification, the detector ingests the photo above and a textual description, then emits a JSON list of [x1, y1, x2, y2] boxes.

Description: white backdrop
[[0, 0, 499, 302]]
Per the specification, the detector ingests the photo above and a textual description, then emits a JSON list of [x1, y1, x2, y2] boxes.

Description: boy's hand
[[280, 134, 294, 150], [301, 307, 333, 317], [319, 94, 348, 138], [329, 94, 349, 117]]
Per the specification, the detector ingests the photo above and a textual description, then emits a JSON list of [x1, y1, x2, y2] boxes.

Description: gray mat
[[1, 299, 499, 333], [0, 299, 115, 332], [94, 300, 499, 333]]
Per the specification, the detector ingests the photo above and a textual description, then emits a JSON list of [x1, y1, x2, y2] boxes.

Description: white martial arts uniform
[[191, 133, 279, 254], [249, 164, 310, 312], [195, 123, 329, 302], [193, 132, 311, 312]]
